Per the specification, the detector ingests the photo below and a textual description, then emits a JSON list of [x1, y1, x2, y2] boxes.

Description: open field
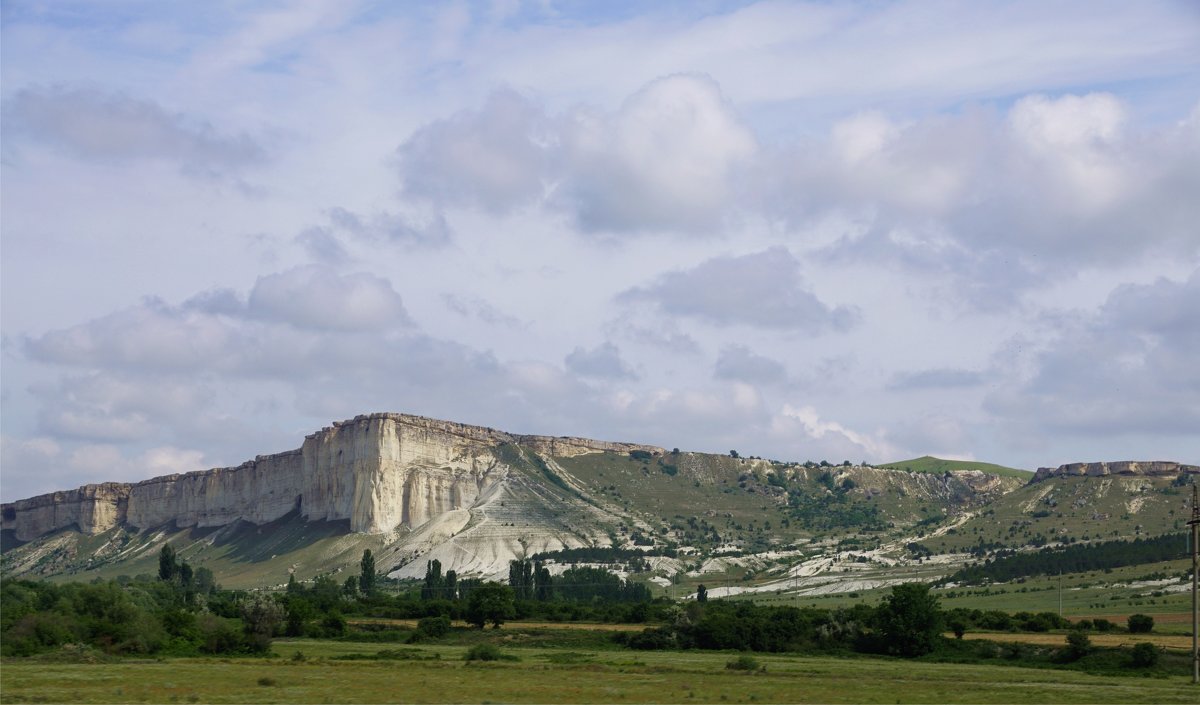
[[958, 631, 1196, 651], [3, 638, 1197, 704], [347, 617, 648, 632]]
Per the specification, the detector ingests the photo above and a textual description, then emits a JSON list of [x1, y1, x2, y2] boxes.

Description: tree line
[[944, 533, 1188, 585]]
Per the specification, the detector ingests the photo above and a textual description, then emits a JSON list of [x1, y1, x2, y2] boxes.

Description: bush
[[726, 654, 761, 671], [1129, 642, 1159, 668], [1127, 614, 1154, 633], [625, 626, 675, 650], [1092, 618, 1115, 632], [416, 615, 451, 638], [464, 643, 517, 662], [1063, 629, 1091, 661]]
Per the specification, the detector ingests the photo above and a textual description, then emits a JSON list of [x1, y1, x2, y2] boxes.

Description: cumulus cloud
[[4, 86, 264, 175], [396, 74, 755, 233], [565, 342, 637, 380], [806, 92, 1200, 275], [620, 247, 858, 331], [985, 269, 1200, 437], [246, 267, 412, 331], [398, 89, 551, 213], [714, 344, 787, 384], [558, 74, 756, 233], [27, 298, 240, 373]]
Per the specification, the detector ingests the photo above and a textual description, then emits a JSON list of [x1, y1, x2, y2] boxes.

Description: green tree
[[1130, 641, 1159, 667], [238, 594, 284, 653], [421, 559, 443, 600], [359, 549, 377, 596], [875, 583, 942, 657], [193, 567, 216, 594], [1127, 614, 1154, 633], [465, 582, 514, 629], [696, 584, 708, 603], [1065, 629, 1092, 660], [158, 544, 178, 583]]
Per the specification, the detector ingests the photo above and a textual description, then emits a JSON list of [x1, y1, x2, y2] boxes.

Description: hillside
[[2, 412, 1195, 596], [879, 456, 1032, 479]]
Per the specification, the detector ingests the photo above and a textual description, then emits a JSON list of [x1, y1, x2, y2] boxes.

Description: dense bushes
[[1, 577, 252, 657]]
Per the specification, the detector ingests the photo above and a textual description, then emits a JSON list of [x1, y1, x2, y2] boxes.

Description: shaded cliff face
[[1031, 460, 1199, 483], [0, 413, 664, 542]]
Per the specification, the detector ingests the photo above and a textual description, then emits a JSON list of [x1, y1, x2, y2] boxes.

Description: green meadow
[[3, 636, 1197, 704]]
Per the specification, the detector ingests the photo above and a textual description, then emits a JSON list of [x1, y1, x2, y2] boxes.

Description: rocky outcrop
[[1, 412, 661, 542], [1032, 461, 1199, 484]]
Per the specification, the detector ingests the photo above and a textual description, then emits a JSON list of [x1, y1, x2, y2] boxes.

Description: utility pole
[[1189, 482, 1199, 686], [1058, 570, 1063, 618]]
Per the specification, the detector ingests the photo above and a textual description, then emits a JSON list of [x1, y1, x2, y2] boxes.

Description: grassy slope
[[880, 456, 1032, 479], [3, 638, 1197, 704], [4, 513, 386, 589], [923, 474, 1192, 553]]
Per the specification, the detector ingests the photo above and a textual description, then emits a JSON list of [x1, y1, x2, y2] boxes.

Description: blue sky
[[2, 0, 1198, 500]]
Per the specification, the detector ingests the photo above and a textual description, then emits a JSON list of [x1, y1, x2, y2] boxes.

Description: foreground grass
[[3, 639, 1196, 704]]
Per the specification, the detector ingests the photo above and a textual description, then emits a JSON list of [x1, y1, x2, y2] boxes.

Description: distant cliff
[[1, 412, 663, 542], [1031, 460, 1199, 484]]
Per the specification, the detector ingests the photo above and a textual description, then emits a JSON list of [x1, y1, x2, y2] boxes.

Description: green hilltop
[[878, 455, 1032, 479]]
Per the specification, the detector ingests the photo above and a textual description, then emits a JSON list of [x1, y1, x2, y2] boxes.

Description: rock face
[[1031, 460, 1199, 484], [1, 412, 664, 542]]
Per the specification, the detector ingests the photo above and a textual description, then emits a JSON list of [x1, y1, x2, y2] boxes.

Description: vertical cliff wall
[[3, 412, 642, 541]]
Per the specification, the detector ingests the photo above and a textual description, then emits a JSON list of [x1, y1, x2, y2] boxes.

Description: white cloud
[[620, 247, 858, 331], [396, 74, 755, 233], [4, 86, 265, 175], [247, 266, 413, 331], [564, 342, 637, 380], [985, 269, 1200, 438], [559, 74, 756, 233], [771, 405, 899, 463]]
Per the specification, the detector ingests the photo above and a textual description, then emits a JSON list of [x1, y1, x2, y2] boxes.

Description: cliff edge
[[1, 412, 663, 542]]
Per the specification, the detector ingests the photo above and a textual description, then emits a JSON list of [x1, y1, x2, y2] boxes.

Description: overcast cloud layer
[[2, 0, 1198, 501]]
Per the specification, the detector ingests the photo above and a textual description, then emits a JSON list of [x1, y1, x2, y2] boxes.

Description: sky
[[2, 0, 1198, 501]]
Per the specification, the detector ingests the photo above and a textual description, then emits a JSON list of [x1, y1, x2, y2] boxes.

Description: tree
[[158, 544, 178, 583], [1130, 642, 1159, 667], [239, 594, 284, 653], [359, 549, 377, 596], [729, 450, 740, 459], [696, 584, 708, 603], [875, 583, 942, 657], [1127, 614, 1154, 633], [421, 559, 443, 600], [465, 582, 514, 629], [193, 567, 216, 594], [1064, 629, 1091, 660]]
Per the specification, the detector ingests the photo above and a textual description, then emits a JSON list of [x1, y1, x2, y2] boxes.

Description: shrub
[[416, 615, 451, 638], [464, 643, 517, 662], [726, 654, 761, 671], [257, 677, 277, 687], [1092, 618, 1115, 632], [1127, 614, 1154, 633], [1064, 629, 1091, 661], [1129, 642, 1159, 668]]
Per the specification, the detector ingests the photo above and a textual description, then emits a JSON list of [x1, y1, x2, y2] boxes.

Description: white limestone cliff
[[1, 412, 663, 542]]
